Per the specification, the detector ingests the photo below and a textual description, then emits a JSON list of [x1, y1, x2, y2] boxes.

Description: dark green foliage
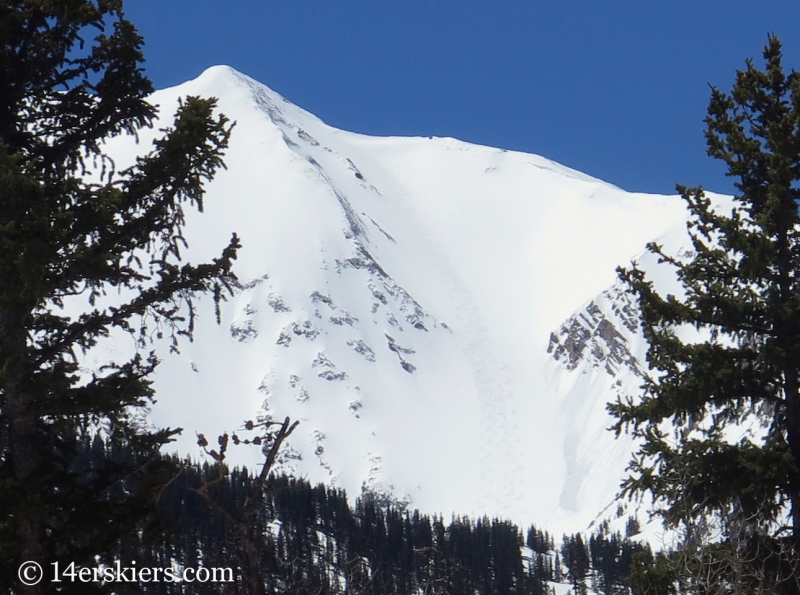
[[527, 526, 555, 554], [624, 517, 640, 539], [120, 450, 566, 595], [561, 533, 590, 594], [588, 521, 652, 595], [130, 459, 648, 595], [559, 523, 654, 595], [611, 35, 800, 593], [626, 552, 678, 595], [0, 1, 237, 592]]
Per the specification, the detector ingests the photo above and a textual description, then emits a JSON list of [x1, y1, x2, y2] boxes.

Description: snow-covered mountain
[[95, 66, 698, 534]]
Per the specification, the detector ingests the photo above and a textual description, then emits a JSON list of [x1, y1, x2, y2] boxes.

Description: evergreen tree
[[612, 36, 800, 593], [561, 533, 589, 594], [0, 1, 237, 592]]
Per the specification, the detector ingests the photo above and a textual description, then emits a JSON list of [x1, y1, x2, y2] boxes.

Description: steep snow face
[[96, 66, 693, 533]]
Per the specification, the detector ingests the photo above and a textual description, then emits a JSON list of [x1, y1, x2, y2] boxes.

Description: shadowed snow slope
[[95, 66, 696, 533]]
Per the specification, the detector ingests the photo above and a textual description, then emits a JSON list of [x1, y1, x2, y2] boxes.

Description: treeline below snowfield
[[103, 446, 654, 595]]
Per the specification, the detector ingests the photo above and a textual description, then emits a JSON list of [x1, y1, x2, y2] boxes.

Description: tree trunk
[[6, 383, 46, 595]]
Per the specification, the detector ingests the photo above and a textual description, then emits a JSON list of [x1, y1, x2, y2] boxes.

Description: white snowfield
[[95, 66, 706, 534]]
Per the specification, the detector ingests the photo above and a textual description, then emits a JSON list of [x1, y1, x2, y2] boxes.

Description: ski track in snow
[[348, 169, 528, 519], [463, 317, 525, 518], [232, 67, 557, 521]]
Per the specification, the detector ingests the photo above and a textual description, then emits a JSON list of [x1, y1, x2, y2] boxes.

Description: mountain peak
[[150, 65, 327, 137], [95, 68, 695, 532]]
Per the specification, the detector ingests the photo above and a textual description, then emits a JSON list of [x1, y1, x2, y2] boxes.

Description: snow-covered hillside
[[95, 66, 696, 534]]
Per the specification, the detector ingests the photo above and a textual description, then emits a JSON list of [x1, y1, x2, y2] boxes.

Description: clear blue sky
[[126, 1, 800, 195]]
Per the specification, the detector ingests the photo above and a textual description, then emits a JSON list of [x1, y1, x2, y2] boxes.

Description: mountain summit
[[97, 66, 692, 532]]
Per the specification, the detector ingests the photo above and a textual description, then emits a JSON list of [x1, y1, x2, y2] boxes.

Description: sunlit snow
[[92, 65, 705, 534]]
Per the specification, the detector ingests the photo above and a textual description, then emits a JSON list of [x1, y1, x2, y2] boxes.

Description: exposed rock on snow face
[[548, 284, 643, 378], [347, 339, 375, 362], [93, 64, 700, 533], [312, 353, 347, 381]]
